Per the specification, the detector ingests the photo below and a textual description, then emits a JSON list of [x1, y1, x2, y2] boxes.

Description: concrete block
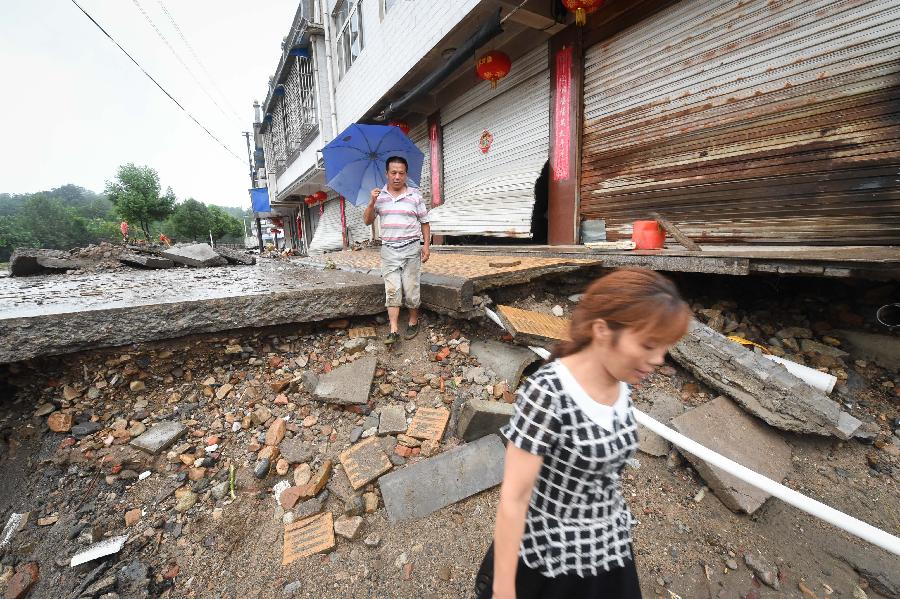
[[130, 421, 186, 455], [9, 249, 88, 276], [457, 399, 514, 442], [160, 244, 228, 267], [313, 356, 377, 405], [671, 396, 792, 514], [379, 434, 505, 522], [214, 247, 256, 265], [119, 253, 173, 269], [637, 393, 685, 457], [470, 340, 540, 389], [377, 405, 407, 435]]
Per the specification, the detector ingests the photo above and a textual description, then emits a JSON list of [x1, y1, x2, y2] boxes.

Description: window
[[335, 0, 363, 76], [382, 0, 398, 14]]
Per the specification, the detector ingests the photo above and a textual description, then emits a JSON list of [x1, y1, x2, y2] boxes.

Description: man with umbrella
[[363, 156, 431, 345]]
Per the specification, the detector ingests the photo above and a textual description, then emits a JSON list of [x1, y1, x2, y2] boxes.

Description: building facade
[[254, 0, 900, 251]]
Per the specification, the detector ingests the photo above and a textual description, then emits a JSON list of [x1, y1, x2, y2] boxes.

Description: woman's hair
[[552, 267, 692, 359]]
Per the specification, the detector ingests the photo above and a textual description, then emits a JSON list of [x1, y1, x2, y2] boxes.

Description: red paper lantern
[[313, 190, 328, 202], [388, 121, 410, 135], [271, 217, 284, 228], [562, 0, 602, 26], [475, 51, 511, 89]]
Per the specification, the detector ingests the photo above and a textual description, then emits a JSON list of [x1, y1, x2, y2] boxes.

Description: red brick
[[4, 563, 39, 599]]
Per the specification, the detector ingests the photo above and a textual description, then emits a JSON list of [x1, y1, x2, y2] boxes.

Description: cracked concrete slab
[[469, 340, 540, 389], [160, 243, 228, 267], [312, 356, 377, 406], [0, 262, 385, 364], [671, 396, 792, 514]]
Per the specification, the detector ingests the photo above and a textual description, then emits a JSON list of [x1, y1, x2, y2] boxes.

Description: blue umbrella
[[322, 123, 424, 206]]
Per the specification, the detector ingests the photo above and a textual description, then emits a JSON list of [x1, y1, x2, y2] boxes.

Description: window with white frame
[[335, 0, 363, 76]]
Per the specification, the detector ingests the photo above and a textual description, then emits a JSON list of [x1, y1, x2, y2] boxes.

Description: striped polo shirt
[[375, 185, 429, 247]]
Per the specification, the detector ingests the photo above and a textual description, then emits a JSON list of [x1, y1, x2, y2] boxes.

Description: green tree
[[207, 205, 244, 241], [16, 194, 92, 249], [170, 198, 210, 241], [0, 215, 37, 261], [104, 164, 175, 240]]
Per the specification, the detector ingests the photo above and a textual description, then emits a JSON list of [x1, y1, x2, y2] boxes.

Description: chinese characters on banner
[[552, 46, 573, 181]]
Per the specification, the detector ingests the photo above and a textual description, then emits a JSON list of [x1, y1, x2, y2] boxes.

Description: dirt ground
[[0, 272, 897, 599]]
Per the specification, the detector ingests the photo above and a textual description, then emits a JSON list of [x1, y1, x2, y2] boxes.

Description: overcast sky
[[0, 0, 296, 208]]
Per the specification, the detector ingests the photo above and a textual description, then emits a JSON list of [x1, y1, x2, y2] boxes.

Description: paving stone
[[457, 399, 515, 442], [406, 407, 450, 441], [159, 243, 227, 267], [282, 512, 334, 565], [671, 396, 792, 514], [469, 340, 540, 388], [636, 393, 685, 457], [339, 437, 393, 490], [378, 405, 407, 436], [312, 356, 377, 405], [130, 422, 186, 455], [379, 434, 505, 522]]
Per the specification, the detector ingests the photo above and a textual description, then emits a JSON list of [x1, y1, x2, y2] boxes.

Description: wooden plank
[[651, 212, 702, 251], [497, 305, 571, 344]]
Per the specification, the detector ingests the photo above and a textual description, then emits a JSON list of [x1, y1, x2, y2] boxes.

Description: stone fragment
[[311, 356, 377, 405], [129, 381, 146, 392], [456, 399, 515, 442], [130, 422, 186, 455], [378, 405, 407, 436], [254, 459, 270, 479], [124, 509, 141, 527], [636, 393, 685, 457], [671, 396, 792, 514], [339, 437, 392, 490], [215, 383, 233, 400], [333, 515, 363, 540], [293, 463, 312, 487], [343, 337, 368, 355], [279, 438, 315, 464], [297, 460, 332, 498], [406, 407, 450, 441], [276, 458, 290, 476], [279, 487, 304, 511], [48, 412, 74, 433], [669, 321, 861, 438], [744, 552, 780, 589], [213, 246, 256, 265], [119, 252, 174, 269], [174, 492, 197, 513], [379, 434, 505, 522], [159, 243, 228, 267], [4, 563, 39, 599], [282, 513, 334, 565], [266, 419, 287, 446]]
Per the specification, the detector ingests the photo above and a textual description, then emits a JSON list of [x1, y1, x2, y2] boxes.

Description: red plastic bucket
[[632, 220, 665, 250]]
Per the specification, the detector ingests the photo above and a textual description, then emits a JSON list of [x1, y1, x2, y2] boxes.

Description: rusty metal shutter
[[581, 0, 900, 245], [408, 121, 432, 204], [429, 44, 550, 237]]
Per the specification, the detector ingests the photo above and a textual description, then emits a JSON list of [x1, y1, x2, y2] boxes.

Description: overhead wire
[[129, 0, 241, 125], [156, 0, 244, 122], [68, 0, 243, 163]]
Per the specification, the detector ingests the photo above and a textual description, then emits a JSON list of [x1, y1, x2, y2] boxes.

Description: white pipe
[[763, 354, 836, 394], [634, 408, 900, 557], [520, 346, 900, 556], [319, 0, 339, 140]]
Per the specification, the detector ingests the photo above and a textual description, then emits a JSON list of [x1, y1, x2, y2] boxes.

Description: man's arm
[[421, 222, 431, 262], [363, 188, 380, 225]]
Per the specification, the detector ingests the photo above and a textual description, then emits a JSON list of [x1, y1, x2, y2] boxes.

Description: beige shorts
[[380, 241, 421, 308]]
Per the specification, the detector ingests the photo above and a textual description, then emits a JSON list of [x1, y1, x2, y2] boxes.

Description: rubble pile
[[0, 274, 897, 598], [8, 243, 256, 277]]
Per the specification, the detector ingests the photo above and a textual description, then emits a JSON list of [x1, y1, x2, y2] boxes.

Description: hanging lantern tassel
[[563, 0, 603, 26]]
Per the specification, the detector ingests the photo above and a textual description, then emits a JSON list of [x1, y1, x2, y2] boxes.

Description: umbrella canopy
[[322, 123, 424, 206]]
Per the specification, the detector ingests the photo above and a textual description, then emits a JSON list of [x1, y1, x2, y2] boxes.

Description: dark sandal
[[384, 332, 400, 345], [404, 323, 419, 340]]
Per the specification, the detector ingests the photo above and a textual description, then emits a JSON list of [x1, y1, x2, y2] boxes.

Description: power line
[[68, 0, 243, 163], [129, 0, 241, 125], [156, 0, 244, 122]]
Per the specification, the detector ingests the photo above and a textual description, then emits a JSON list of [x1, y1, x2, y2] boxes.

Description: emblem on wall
[[479, 130, 493, 154]]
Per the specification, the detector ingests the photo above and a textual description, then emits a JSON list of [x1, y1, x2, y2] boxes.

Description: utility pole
[[243, 130, 264, 252]]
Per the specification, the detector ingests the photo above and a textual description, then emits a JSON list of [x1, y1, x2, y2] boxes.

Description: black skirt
[[474, 544, 642, 599]]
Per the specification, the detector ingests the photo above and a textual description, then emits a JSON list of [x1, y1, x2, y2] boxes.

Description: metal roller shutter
[[429, 44, 550, 237], [581, 0, 900, 245], [307, 198, 371, 254], [408, 121, 432, 204]]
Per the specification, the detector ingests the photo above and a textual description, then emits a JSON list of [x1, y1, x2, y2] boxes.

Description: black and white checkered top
[[500, 360, 639, 578]]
